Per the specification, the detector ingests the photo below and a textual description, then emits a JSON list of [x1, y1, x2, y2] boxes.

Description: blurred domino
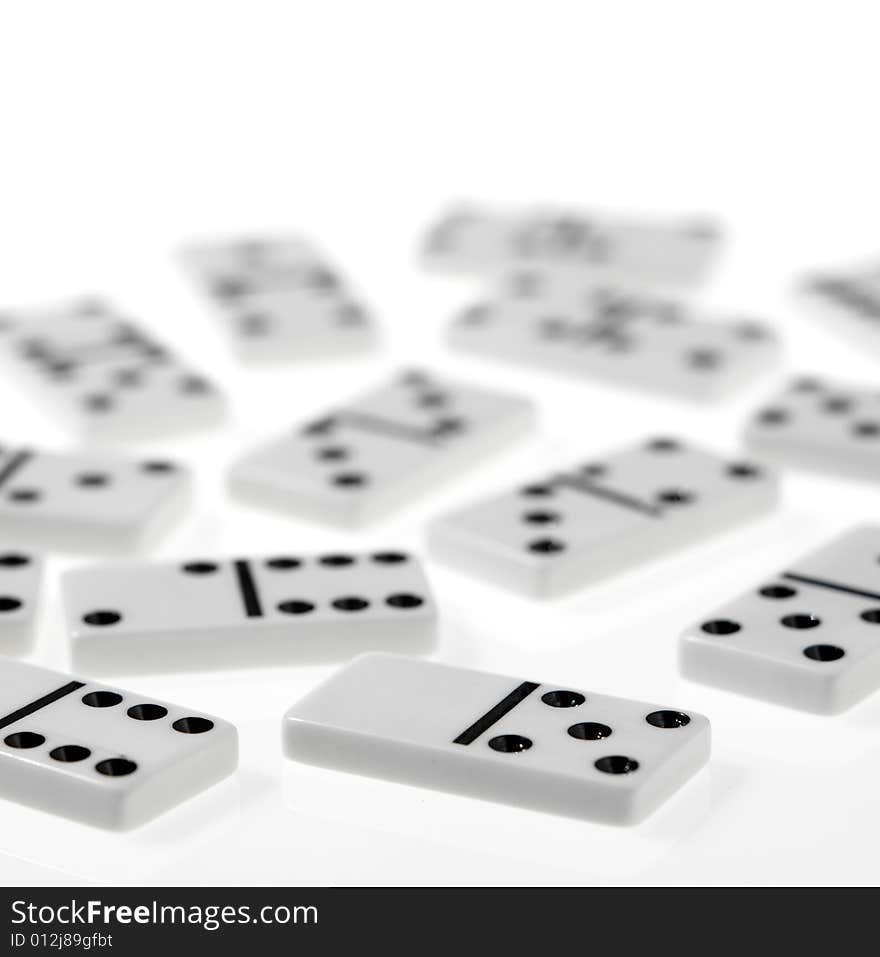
[[283, 654, 711, 825], [799, 262, 880, 357], [0, 296, 226, 441], [422, 203, 721, 287], [0, 659, 237, 829], [449, 274, 780, 400], [0, 549, 43, 654], [680, 526, 880, 713], [63, 549, 437, 673], [428, 436, 778, 597], [0, 444, 191, 553], [229, 369, 535, 526], [744, 375, 880, 482], [181, 234, 377, 362]]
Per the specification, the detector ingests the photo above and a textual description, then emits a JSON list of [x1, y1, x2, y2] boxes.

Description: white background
[[0, 0, 879, 886]]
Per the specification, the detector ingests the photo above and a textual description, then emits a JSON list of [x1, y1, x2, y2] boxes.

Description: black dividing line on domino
[[0, 450, 34, 490], [0, 681, 86, 730], [782, 571, 880, 603], [343, 412, 441, 446], [453, 681, 540, 746], [555, 474, 663, 517], [233, 560, 264, 618]]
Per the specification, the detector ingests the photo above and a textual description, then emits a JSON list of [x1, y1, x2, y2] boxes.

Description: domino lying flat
[[181, 234, 377, 362], [0, 296, 226, 441], [0, 549, 43, 654], [0, 445, 191, 553], [680, 526, 880, 714], [744, 375, 880, 482], [422, 203, 721, 287], [283, 654, 710, 825], [798, 262, 880, 357], [62, 550, 437, 673], [0, 659, 237, 829], [428, 437, 778, 598], [449, 276, 780, 400], [229, 369, 536, 526]]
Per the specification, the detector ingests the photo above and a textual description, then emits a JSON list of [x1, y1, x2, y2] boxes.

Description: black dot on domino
[[0, 597, 23, 613], [278, 600, 315, 615], [331, 596, 370, 612], [182, 562, 219, 575], [852, 420, 880, 438], [319, 554, 356, 567], [522, 510, 561, 525], [75, 472, 111, 488], [141, 460, 176, 474], [8, 488, 40, 504], [758, 407, 789, 425], [332, 472, 368, 488], [488, 734, 532, 753], [371, 551, 408, 564], [82, 610, 122, 627], [646, 438, 681, 453], [656, 488, 695, 505], [127, 704, 168, 721], [50, 745, 91, 762], [83, 393, 114, 413], [0, 553, 30, 567], [781, 614, 821, 629], [96, 758, 137, 776], [4, 731, 44, 749], [266, 557, 301, 569]]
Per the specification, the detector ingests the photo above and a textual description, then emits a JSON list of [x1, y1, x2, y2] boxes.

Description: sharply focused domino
[[0, 445, 191, 553], [182, 234, 377, 362], [798, 262, 880, 357], [428, 437, 778, 597], [0, 549, 44, 653], [0, 659, 237, 829], [0, 296, 226, 441], [63, 550, 437, 673], [283, 654, 710, 824], [744, 375, 880, 482], [680, 526, 880, 713], [229, 369, 535, 526], [449, 275, 780, 400], [422, 203, 721, 287]]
